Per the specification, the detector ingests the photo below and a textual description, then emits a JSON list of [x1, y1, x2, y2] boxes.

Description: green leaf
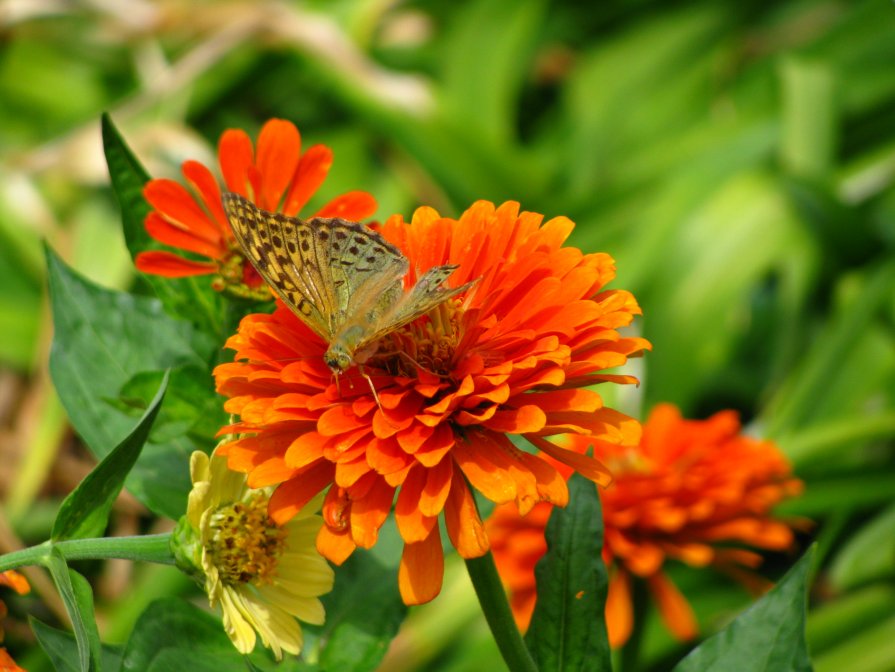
[[807, 585, 895, 655], [812, 614, 895, 672], [764, 261, 895, 437], [525, 472, 611, 671], [101, 112, 227, 338], [829, 503, 895, 590], [31, 617, 123, 672], [120, 597, 303, 671], [780, 57, 837, 180], [673, 546, 815, 672], [45, 548, 103, 672], [309, 551, 407, 672], [114, 368, 226, 444], [441, 0, 545, 146], [46, 245, 214, 520], [52, 372, 168, 541]]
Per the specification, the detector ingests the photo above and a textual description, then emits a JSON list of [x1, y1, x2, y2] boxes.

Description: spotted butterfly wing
[[223, 192, 477, 370], [223, 193, 406, 336]]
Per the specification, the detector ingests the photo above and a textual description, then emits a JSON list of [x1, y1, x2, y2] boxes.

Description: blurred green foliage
[[1, 0, 894, 670]]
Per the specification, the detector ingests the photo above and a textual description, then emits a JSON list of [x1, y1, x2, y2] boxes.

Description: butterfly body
[[222, 193, 476, 374]]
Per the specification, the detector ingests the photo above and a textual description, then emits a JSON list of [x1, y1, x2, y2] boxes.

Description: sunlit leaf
[[526, 473, 610, 671], [674, 546, 814, 672], [45, 549, 103, 672], [52, 372, 167, 541], [46, 245, 215, 520]]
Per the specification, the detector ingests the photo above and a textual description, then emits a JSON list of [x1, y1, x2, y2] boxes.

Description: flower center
[[212, 247, 271, 301], [207, 492, 288, 586], [377, 298, 466, 378]]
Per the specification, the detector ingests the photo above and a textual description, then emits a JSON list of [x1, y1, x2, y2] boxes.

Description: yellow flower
[[177, 449, 334, 660]]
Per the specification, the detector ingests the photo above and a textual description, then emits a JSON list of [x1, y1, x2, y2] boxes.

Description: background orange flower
[[214, 200, 649, 605], [487, 403, 803, 646], [0, 571, 28, 672], [135, 118, 377, 296]]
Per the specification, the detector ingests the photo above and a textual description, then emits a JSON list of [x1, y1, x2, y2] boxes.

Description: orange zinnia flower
[[135, 118, 377, 298], [214, 200, 649, 604], [0, 649, 25, 672], [0, 571, 29, 672], [486, 403, 803, 646]]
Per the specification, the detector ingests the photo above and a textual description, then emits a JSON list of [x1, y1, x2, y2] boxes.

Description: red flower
[[214, 200, 649, 604], [486, 403, 804, 645], [135, 119, 376, 298]]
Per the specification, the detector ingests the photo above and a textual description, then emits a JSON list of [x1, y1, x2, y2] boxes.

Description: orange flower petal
[[605, 570, 633, 648], [143, 179, 222, 243], [134, 251, 217, 277], [452, 438, 517, 504], [316, 524, 357, 566], [219, 128, 254, 197], [349, 478, 395, 548], [483, 406, 547, 434], [0, 570, 29, 595], [268, 460, 334, 525], [283, 144, 332, 215], [144, 212, 224, 258], [443, 473, 490, 558], [315, 191, 378, 220], [419, 457, 453, 517], [647, 572, 698, 641], [0, 648, 25, 672], [246, 456, 298, 488], [526, 435, 612, 487], [398, 524, 444, 605], [255, 119, 301, 211], [182, 159, 230, 240]]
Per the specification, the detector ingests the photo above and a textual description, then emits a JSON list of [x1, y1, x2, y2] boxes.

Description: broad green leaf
[[780, 58, 837, 179], [0, 203, 43, 368], [673, 546, 815, 672], [146, 650, 309, 672], [807, 585, 895, 655], [114, 368, 226, 444], [31, 617, 123, 672], [764, 261, 895, 437], [829, 503, 895, 590], [641, 171, 813, 411], [776, 472, 895, 517], [45, 549, 102, 672], [46, 245, 215, 520], [101, 113, 227, 339], [309, 551, 407, 672], [813, 615, 895, 672], [120, 597, 303, 671], [52, 372, 168, 541], [441, 0, 545, 146], [525, 473, 611, 671]]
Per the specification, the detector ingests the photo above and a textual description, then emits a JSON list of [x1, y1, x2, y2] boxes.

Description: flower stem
[[465, 551, 538, 672], [0, 533, 175, 572]]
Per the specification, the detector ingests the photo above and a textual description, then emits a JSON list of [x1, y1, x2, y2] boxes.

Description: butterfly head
[[324, 343, 353, 374]]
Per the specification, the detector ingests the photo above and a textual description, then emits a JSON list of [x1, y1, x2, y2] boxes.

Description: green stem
[[465, 551, 538, 672], [0, 533, 174, 572]]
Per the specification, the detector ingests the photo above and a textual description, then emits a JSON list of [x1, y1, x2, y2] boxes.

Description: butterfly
[[222, 192, 477, 376]]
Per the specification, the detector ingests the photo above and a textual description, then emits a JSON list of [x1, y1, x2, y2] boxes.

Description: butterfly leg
[[358, 364, 383, 411], [332, 371, 342, 398]]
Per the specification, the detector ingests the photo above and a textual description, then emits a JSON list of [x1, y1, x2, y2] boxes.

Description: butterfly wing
[[310, 216, 409, 332], [356, 265, 478, 349], [223, 192, 337, 340]]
